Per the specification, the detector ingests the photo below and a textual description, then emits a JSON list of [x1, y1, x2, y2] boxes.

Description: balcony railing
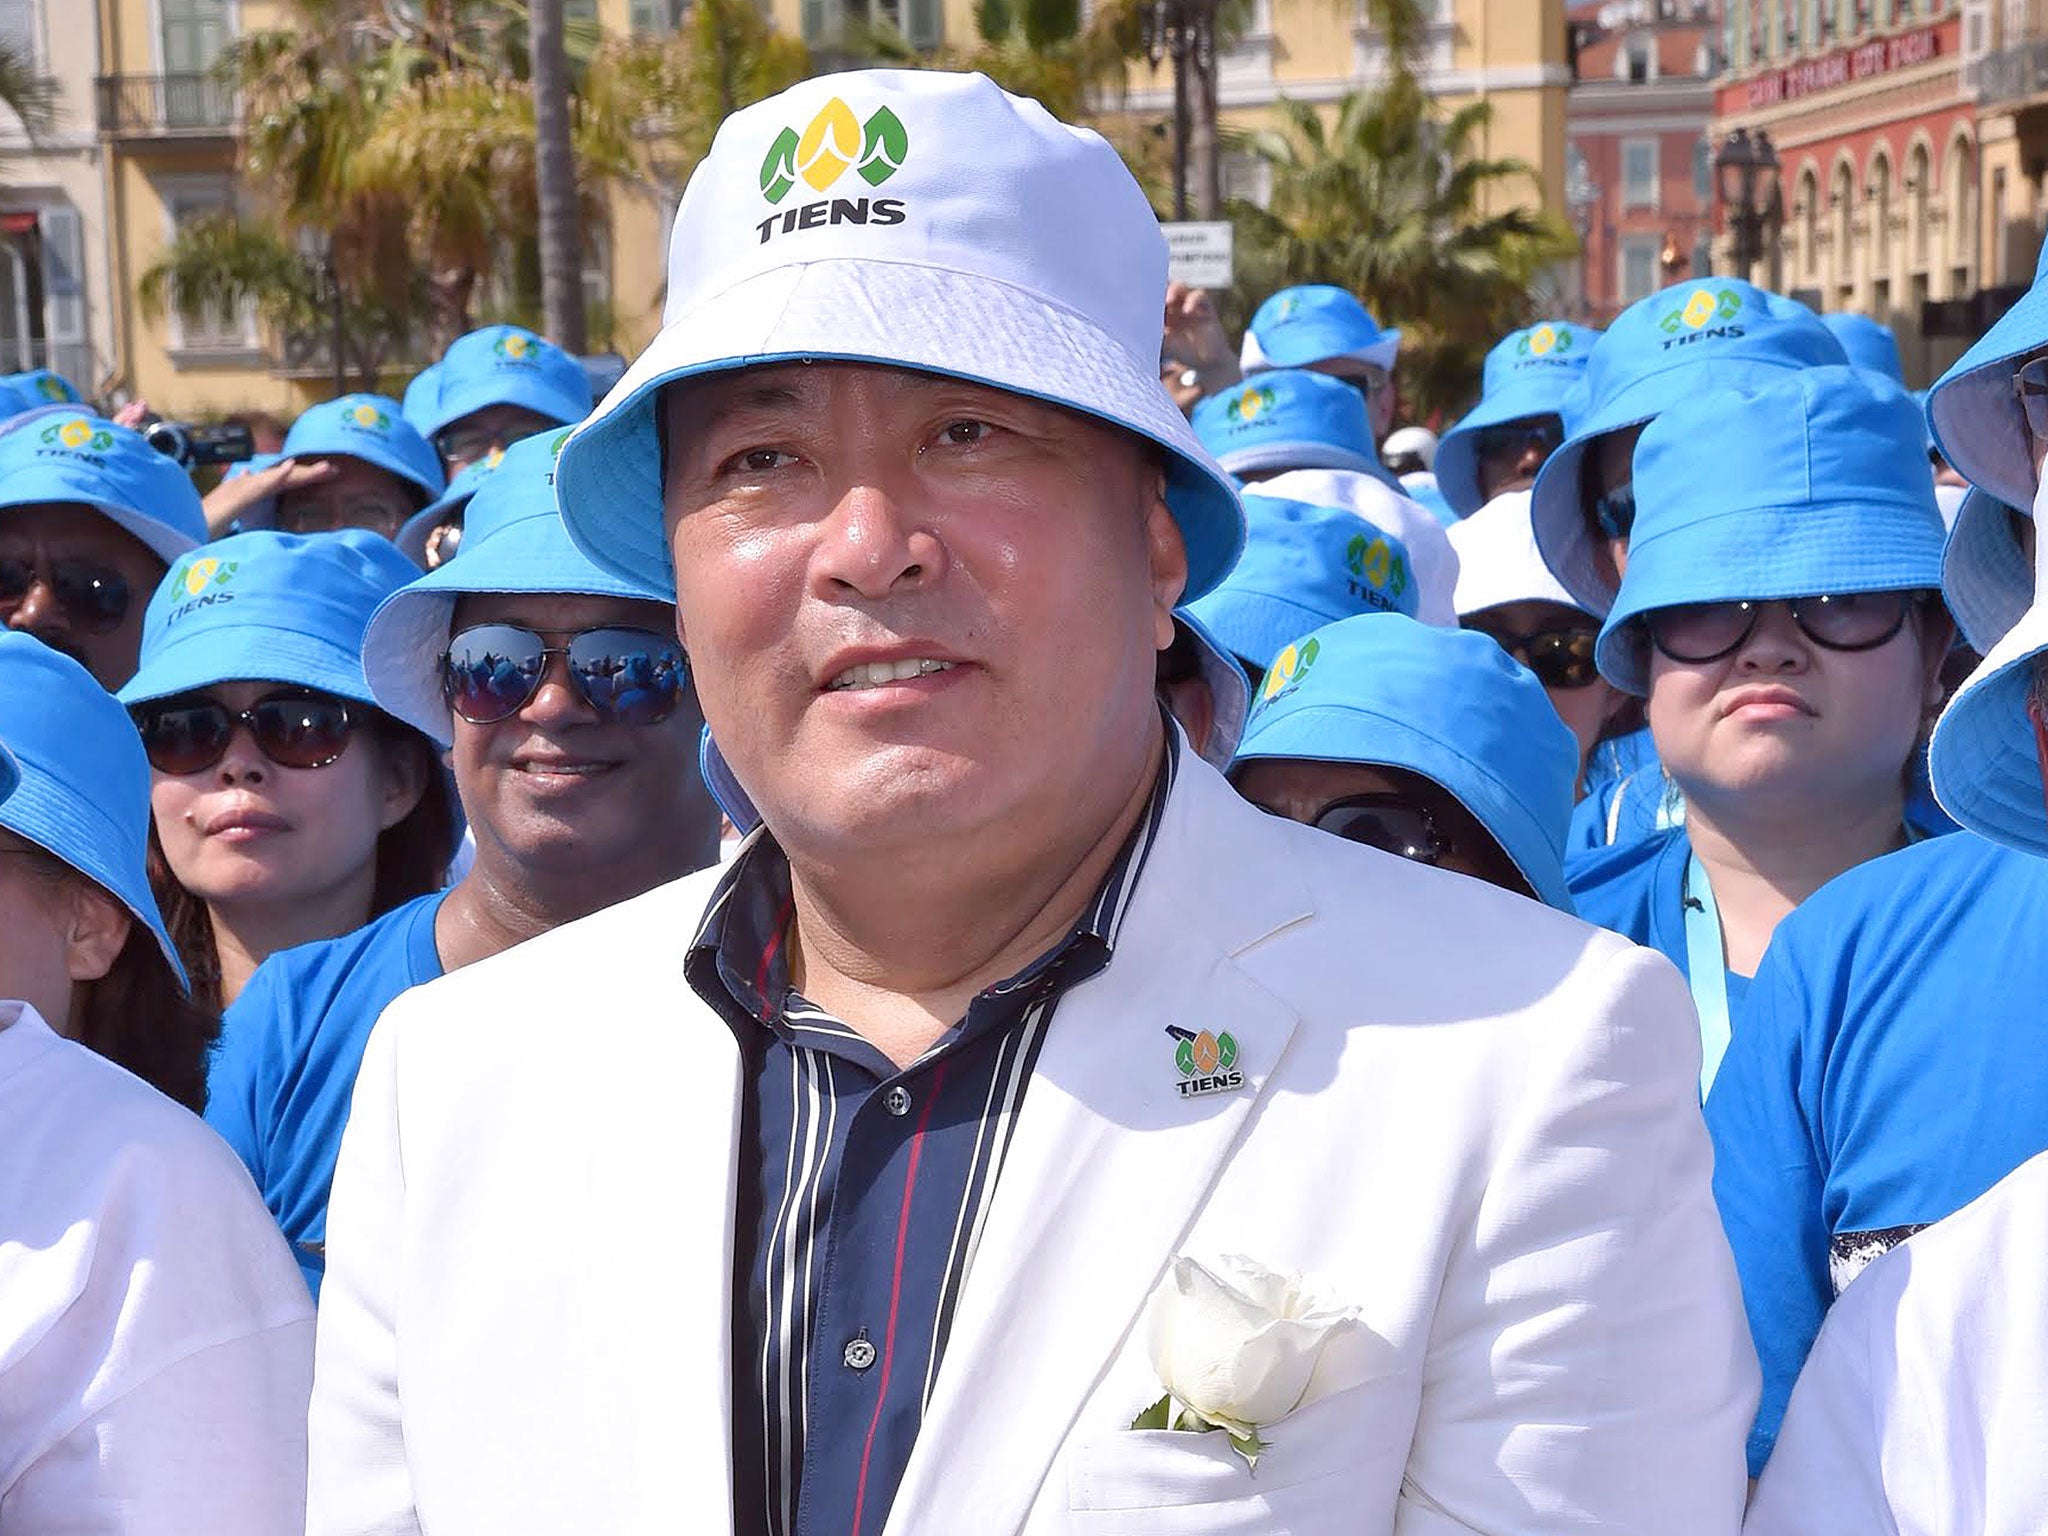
[[1974, 38, 2048, 106], [95, 74, 238, 139]]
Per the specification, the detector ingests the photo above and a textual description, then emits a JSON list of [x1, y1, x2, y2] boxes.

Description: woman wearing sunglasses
[[0, 632, 316, 1532], [1451, 488, 1633, 795], [205, 432, 721, 1296], [119, 530, 456, 1014], [1228, 611, 1580, 912], [1567, 367, 1951, 1099]]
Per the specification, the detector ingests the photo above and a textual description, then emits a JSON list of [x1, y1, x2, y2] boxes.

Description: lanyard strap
[[1682, 854, 1731, 1102]]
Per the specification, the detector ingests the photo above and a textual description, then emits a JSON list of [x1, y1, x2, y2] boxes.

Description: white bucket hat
[[1930, 508, 2048, 854], [1448, 489, 1591, 620], [1253, 467, 1461, 627], [554, 69, 1244, 605]]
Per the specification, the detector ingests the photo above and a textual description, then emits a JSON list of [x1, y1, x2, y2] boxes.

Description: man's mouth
[[825, 658, 959, 692]]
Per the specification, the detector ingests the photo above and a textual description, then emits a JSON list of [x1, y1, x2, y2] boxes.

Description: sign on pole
[[1163, 221, 1235, 290]]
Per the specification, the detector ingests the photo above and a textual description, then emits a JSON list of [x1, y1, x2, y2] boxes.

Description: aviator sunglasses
[[441, 622, 687, 726], [0, 551, 133, 632], [1645, 591, 1921, 666], [134, 689, 356, 776]]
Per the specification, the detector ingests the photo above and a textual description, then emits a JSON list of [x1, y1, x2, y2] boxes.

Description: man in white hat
[[308, 71, 1754, 1536]]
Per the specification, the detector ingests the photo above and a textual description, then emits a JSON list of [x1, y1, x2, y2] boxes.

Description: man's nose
[[5, 575, 61, 633], [814, 484, 948, 601]]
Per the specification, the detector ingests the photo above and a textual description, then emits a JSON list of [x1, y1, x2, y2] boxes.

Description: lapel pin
[[1166, 1024, 1244, 1099]]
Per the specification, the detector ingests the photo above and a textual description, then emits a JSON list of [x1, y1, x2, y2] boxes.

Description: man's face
[[1586, 422, 1647, 588], [275, 455, 422, 539], [0, 503, 165, 689], [446, 590, 709, 876], [435, 403, 560, 475], [1310, 359, 1395, 441], [661, 362, 1187, 862]]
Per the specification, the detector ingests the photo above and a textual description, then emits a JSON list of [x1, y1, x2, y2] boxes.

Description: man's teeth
[[828, 658, 957, 692]]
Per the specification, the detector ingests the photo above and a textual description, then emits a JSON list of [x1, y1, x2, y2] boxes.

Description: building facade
[[1712, 0, 1978, 385], [1566, 0, 1724, 325]]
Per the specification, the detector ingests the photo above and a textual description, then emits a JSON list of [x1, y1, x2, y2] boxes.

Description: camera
[[143, 419, 256, 469]]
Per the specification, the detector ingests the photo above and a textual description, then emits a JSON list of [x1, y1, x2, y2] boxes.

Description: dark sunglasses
[[1645, 591, 1919, 666], [134, 690, 356, 776], [0, 552, 133, 632], [441, 622, 687, 726], [2013, 356, 2048, 438], [1271, 792, 1454, 866], [1590, 481, 1636, 541], [1474, 419, 1565, 466], [1472, 623, 1602, 689]]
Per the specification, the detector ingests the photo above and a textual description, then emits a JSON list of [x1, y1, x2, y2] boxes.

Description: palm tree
[[1228, 67, 1575, 421], [531, 0, 586, 352], [0, 39, 60, 149]]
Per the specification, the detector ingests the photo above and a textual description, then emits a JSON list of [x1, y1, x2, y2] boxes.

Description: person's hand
[[200, 456, 337, 538], [1161, 282, 1241, 412], [111, 399, 151, 431]]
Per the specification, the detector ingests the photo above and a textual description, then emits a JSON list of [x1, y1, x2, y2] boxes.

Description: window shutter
[[907, 0, 942, 47]]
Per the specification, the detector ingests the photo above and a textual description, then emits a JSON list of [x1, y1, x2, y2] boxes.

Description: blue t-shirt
[[1705, 833, 2048, 1477], [204, 892, 447, 1296]]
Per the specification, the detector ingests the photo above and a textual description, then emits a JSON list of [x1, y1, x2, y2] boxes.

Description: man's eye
[[940, 420, 993, 446], [724, 448, 795, 474]]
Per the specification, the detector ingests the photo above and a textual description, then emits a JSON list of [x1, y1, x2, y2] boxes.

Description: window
[[1617, 37, 1653, 81], [1622, 140, 1659, 209], [630, 0, 687, 31], [0, 0, 37, 61], [158, 0, 232, 129], [160, 184, 253, 354], [1694, 137, 1711, 202], [1620, 236, 1662, 303]]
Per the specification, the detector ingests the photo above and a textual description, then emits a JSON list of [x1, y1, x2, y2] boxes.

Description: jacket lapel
[[883, 762, 1314, 1535]]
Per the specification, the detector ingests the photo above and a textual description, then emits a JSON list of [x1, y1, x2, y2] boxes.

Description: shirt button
[[844, 1335, 878, 1371], [883, 1085, 912, 1117]]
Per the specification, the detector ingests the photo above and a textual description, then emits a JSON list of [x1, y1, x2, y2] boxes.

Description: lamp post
[[1715, 126, 1784, 281], [1566, 151, 1599, 321]]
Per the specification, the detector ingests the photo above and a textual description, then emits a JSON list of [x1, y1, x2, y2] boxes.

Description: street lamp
[[1565, 150, 1599, 320], [1716, 126, 1783, 279]]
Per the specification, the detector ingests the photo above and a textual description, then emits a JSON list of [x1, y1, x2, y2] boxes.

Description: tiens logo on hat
[[345, 401, 393, 435], [756, 96, 910, 245], [1345, 529, 1413, 614], [34, 375, 68, 402], [1225, 384, 1277, 425], [1657, 286, 1747, 349], [493, 331, 541, 365], [1257, 635, 1322, 707], [166, 554, 239, 622], [38, 415, 113, 458], [1520, 324, 1571, 359]]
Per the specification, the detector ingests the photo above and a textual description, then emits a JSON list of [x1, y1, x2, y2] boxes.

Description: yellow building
[[86, 0, 679, 420]]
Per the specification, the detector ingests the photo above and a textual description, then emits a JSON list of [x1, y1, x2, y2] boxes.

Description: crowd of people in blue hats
[[5, 66, 2048, 1536]]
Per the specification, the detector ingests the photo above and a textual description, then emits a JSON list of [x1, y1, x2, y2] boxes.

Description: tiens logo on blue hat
[[1655, 285, 1749, 349], [756, 95, 910, 245], [1519, 323, 1574, 359], [1345, 527, 1413, 614], [37, 413, 115, 460], [1257, 635, 1321, 707], [493, 330, 543, 365], [163, 553, 241, 624], [339, 397, 395, 438]]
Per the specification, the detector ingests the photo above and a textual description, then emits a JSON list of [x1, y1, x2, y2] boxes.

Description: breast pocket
[[1061, 1377, 1410, 1535]]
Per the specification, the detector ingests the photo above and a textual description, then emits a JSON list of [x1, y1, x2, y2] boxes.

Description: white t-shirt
[[0, 1000, 316, 1534], [1747, 1146, 2048, 1533]]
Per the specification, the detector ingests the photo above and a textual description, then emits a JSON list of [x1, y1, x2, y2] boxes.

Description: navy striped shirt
[[686, 729, 1178, 1536]]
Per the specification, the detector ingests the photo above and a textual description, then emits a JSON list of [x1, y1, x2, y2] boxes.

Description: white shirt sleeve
[[2, 1322, 314, 1536]]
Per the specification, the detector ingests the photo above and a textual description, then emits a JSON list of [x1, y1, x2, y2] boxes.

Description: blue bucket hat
[[1927, 240, 2048, 512], [1194, 369, 1382, 480], [1240, 285, 1400, 374], [0, 411, 206, 562], [1822, 313, 1905, 383], [1530, 278, 1849, 616], [280, 393, 446, 504], [406, 325, 594, 442], [1435, 321, 1601, 517], [1187, 492, 1423, 670], [1928, 515, 2048, 854], [361, 428, 669, 746], [5, 368, 82, 406], [395, 445, 507, 566], [118, 529, 422, 716], [0, 631, 184, 981], [1943, 487, 2032, 655], [221, 451, 280, 483], [1231, 612, 1577, 910], [1596, 366, 1948, 695], [0, 379, 33, 422]]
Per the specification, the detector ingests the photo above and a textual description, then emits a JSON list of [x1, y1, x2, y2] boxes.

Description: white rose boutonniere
[[1131, 1253, 1365, 1471]]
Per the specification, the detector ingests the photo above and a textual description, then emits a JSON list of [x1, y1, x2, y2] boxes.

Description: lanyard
[[1682, 854, 1730, 1102]]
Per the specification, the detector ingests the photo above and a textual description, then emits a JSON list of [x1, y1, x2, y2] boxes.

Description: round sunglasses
[[441, 622, 687, 726], [1468, 622, 1601, 690], [1474, 418, 1564, 469], [0, 552, 133, 633], [134, 689, 356, 776], [1645, 591, 1920, 666], [1256, 791, 1453, 867]]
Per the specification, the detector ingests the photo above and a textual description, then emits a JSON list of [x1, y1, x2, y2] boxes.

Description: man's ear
[[1144, 472, 1188, 652], [62, 880, 131, 986]]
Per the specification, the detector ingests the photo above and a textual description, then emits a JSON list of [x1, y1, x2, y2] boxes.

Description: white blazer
[[308, 757, 1758, 1535]]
